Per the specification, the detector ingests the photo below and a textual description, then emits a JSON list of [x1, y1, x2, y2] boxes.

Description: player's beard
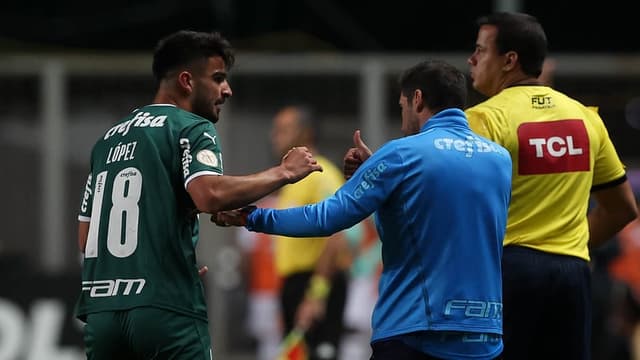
[[192, 92, 219, 123]]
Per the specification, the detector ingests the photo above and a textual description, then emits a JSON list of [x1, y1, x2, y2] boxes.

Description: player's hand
[[198, 265, 208, 277], [281, 146, 323, 183], [343, 130, 372, 180], [212, 210, 244, 226], [295, 297, 326, 332], [211, 205, 256, 227]]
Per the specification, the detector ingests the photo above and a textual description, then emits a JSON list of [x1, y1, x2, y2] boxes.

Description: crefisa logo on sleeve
[[180, 138, 192, 177]]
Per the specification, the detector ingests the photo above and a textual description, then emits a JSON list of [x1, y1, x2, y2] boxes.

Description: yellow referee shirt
[[466, 85, 626, 260], [274, 155, 346, 276]]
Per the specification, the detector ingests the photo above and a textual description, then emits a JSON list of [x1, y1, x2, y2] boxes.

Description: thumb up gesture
[[343, 130, 372, 180]]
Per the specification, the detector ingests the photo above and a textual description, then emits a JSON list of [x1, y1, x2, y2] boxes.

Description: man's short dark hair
[[476, 12, 547, 78], [152, 30, 235, 82], [398, 59, 468, 113]]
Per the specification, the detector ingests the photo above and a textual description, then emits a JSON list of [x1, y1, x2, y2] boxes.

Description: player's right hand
[[211, 205, 256, 227], [281, 146, 323, 183], [343, 130, 372, 180]]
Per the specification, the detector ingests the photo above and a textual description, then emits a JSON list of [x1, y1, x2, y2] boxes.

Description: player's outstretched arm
[[188, 147, 322, 214]]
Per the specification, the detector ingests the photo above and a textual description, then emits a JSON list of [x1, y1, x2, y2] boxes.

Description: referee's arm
[[588, 177, 638, 249]]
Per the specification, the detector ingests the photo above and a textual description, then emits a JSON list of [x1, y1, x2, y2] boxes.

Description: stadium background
[[1, 1, 640, 359]]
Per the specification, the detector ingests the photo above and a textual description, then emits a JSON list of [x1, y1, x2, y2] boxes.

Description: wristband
[[305, 275, 331, 300]]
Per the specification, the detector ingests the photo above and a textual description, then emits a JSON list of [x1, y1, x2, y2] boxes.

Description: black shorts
[[370, 339, 440, 360], [501, 245, 591, 360]]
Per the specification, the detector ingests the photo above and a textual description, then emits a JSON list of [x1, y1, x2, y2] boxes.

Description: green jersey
[[76, 104, 223, 322]]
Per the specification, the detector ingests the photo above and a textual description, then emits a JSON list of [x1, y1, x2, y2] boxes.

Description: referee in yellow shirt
[[270, 104, 352, 360], [465, 12, 638, 360]]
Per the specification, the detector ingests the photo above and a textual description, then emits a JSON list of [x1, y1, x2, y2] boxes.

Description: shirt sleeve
[[466, 107, 494, 140], [179, 121, 224, 188], [466, 104, 508, 146], [246, 143, 405, 237], [590, 110, 626, 186]]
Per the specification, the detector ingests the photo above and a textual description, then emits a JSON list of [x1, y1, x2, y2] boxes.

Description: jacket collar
[[421, 108, 468, 132]]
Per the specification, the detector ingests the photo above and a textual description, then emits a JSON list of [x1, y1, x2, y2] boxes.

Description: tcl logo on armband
[[518, 119, 590, 175]]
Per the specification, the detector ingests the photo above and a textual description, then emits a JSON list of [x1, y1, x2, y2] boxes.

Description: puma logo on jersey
[[203, 132, 217, 145], [518, 119, 590, 174]]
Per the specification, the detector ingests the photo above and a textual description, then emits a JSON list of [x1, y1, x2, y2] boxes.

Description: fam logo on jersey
[[517, 119, 590, 175], [444, 299, 502, 319], [82, 278, 146, 298]]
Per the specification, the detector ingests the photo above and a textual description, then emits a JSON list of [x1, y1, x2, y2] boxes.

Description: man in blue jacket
[[216, 59, 512, 360]]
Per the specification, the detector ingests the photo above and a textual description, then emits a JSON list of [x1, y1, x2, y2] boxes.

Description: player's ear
[[177, 71, 193, 93], [414, 89, 425, 112]]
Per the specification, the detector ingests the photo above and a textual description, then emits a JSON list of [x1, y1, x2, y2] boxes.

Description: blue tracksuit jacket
[[246, 108, 512, 357]]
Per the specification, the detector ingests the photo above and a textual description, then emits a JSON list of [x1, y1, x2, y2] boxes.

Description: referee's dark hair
[[476, 12, 547, 78]]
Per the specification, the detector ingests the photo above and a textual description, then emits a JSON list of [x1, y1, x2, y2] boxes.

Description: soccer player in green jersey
[[75, 30, 322, 359]]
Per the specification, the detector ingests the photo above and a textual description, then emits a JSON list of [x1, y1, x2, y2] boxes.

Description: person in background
[[464, 12, 638, 359], [235, 193, 283, 360], [339, 215, 381, 360], [606, 185, 640, 360], [74, 30, 321, 359], [269, 104, 352, 360], [218, 59, 513, 360]]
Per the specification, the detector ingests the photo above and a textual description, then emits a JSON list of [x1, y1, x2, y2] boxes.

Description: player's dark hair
[[152, 30, 235, 82], [477, 12, 547, 78], [398, 59, 467, 112]]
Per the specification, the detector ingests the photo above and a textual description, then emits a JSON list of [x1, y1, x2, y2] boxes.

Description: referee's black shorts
[[502, 245, 591, 360]]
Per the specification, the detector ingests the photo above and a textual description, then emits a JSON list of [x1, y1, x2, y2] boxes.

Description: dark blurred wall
[[1, 0, 638, 53]]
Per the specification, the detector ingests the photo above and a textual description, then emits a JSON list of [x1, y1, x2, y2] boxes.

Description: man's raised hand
[[343, 130, 372, 180], [281, 146, 323, 183]]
